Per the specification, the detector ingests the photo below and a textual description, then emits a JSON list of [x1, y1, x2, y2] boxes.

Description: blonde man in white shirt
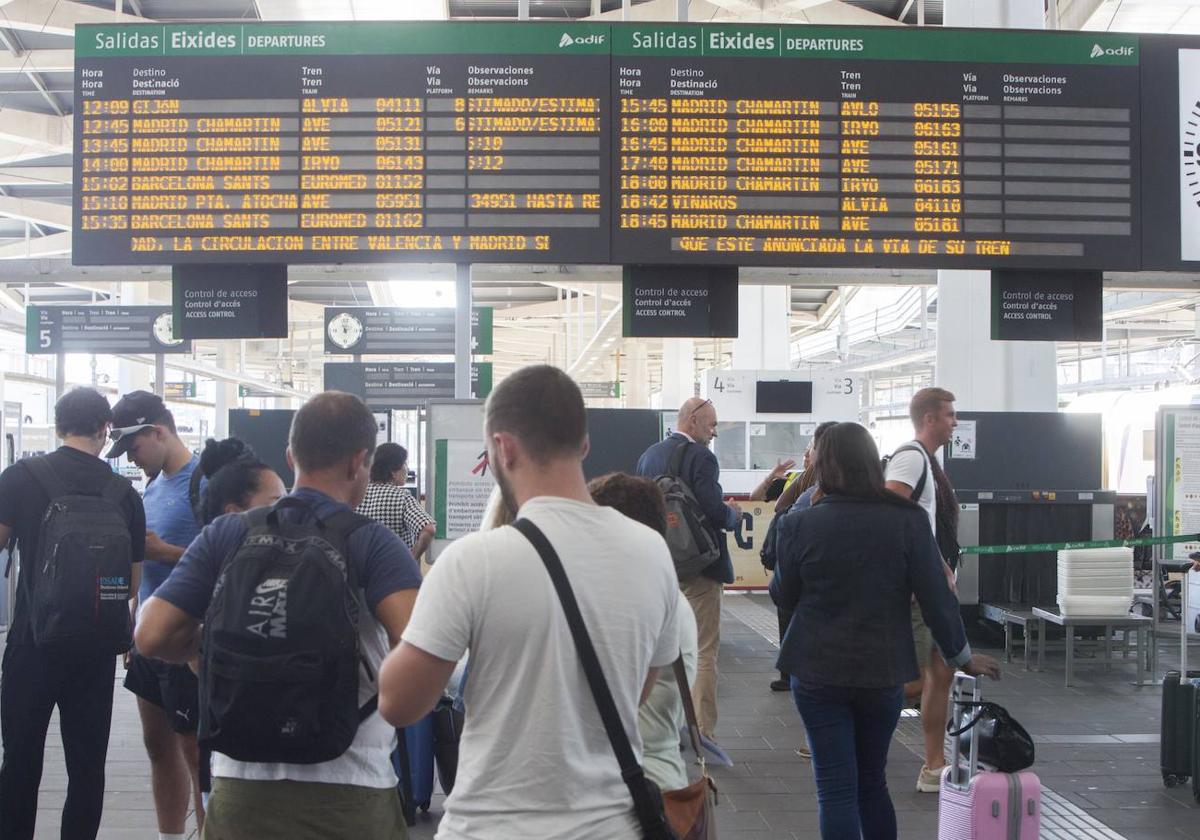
[[884, 386, 960, 794]]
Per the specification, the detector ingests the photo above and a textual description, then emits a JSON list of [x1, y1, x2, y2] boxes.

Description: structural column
[[624, 340, 650, 408], [659, 338, 695, 409], [731, 285, 790, 370], [213, 344, 238, 439], [117, 282, 151, 395], [454, 265, 472, 400], [935, 0, 1057, 412]]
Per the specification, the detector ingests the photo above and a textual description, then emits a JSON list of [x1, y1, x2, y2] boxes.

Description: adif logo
[[559, 32, 605, 48], [1091, 43, 1134, 58]]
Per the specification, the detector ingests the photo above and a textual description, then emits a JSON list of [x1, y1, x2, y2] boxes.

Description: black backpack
[[188, 465, 205, 526], [199, 497, 375, 765], [882, 442, 928, 502], [24, 456, 134, 654], [653, 442, 722, 580]]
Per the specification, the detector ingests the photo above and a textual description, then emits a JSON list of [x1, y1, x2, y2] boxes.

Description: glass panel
[[750, 422, 810, 471], [714, 421, 747, 470]]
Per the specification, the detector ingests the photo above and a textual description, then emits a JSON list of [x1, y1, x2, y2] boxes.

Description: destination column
[[126, 92, 299, 257]]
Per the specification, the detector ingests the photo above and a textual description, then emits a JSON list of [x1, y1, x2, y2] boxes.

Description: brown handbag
[[662, 658, 719, 840]]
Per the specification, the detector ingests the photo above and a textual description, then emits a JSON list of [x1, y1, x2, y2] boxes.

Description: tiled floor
[[7, 592, 1200, 838]]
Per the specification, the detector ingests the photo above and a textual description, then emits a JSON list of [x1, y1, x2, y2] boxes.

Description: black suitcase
[[1161, 670, 1199, 787]]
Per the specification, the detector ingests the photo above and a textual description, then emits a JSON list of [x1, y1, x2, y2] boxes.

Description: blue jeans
[[790, 680, 904, 840]]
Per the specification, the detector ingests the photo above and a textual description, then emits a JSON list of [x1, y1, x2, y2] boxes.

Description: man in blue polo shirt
[[135, 391, 420, 839], [106, 391, 206, 840]]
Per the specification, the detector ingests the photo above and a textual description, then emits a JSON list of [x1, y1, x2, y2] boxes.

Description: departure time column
[[616, 94, 669, 234], [78, 95, 131, 238]]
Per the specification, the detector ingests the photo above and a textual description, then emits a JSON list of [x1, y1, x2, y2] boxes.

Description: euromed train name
[[629, 30, 864, 53]]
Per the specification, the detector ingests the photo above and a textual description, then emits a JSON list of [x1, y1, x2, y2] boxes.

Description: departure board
[[72, 23, 611, 265], [74, 22, 1154, 269], [610, 25, 1141, 269]]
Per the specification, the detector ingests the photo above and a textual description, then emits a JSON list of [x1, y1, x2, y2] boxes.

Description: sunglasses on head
[[688, 398, 713, 418], [108, 423, 155, 442]]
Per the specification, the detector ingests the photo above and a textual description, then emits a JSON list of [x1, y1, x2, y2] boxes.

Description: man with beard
[[377, 365, 680, 840]]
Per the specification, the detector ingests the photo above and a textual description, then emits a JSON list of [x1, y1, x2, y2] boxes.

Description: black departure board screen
[[610, 25, 1141, 269], [73, 22, 611, 265], [73, 22, 1153, 269]]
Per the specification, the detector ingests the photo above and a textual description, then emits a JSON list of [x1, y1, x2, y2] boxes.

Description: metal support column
[[454, 264, 472, 399], [54, 353, 65, 401]]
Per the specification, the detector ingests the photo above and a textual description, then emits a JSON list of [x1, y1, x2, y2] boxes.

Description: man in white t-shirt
[[884, 386, 960, 794], [378, 365, 680, 840]]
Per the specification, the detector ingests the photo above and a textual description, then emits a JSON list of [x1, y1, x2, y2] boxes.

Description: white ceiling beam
[[0, 227, 67, 257], [0, 165, 68, 185], [0, 48, 71, 73], [28, 71, 63, 116], [0, 108, 70, 161], [0, 194, 69, 227], [1057, 0, 1106, 31], [705, 0, 763, 13], [0, 0, 142, 37]]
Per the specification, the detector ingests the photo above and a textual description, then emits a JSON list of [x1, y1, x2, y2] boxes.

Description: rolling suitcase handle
[[946, 673, 982, 790]]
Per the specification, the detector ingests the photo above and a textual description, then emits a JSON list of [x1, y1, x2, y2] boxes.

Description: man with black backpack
[[135, 391, 421, 840], [636, 396, 741, 742], [884, 386, 963, 794], [0, 387, 145, 840], [105, 390, 207, 840]]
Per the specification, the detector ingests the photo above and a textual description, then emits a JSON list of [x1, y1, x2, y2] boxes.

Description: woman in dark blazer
[[769, 422, 1000, 840]]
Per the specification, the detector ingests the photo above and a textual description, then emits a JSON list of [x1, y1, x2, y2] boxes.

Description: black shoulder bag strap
[[24, 455, 67, 500], [101, 472, 130, 506], [666, 438, 691, 479], [321, 506, 379, 722], [13, 457, 67, 578], [893, 442, 929, 502], [511, 517, 675, 840]]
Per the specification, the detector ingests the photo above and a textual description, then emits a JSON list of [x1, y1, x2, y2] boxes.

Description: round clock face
[[1185, 118, 1200, 208], [152, 313, 183, 347], [327, 312, 364, 350]]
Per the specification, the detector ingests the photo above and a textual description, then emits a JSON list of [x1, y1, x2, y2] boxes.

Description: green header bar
[[962, 532, 1193, 556], [611, 23, 1138, 65], [75, 21, 610, 58], [76, 21, 1137, 65]]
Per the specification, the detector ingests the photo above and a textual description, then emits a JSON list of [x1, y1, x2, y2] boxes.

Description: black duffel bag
[[947, 700, 1035, 773]]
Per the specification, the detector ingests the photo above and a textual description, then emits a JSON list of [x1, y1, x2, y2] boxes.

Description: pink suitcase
[[938, 674, 1040, 840]]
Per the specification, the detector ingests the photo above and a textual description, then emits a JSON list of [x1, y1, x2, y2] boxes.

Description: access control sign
[[990, 269, 1102, 341]]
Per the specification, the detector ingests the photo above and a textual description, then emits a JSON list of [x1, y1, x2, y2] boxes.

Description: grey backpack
[[654, 443, 721, 580]]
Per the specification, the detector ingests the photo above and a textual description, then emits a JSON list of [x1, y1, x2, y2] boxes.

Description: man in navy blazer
[[636, 396, 740, 739]]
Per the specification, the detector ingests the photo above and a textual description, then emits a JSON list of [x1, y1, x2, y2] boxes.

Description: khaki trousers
[[203, 778, 407, 840], [681, 574, 723, 737]]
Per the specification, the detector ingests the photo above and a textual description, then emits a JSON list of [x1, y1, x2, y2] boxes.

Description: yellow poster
[[729, 502, 775, 591]]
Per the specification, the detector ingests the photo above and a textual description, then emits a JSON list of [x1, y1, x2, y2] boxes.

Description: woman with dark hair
[[765, 419, 839, 696], [587, 472, 699, 793], [769, 422, 1000, 840], [198, 438, 285, 525], [356, 442, 436, 560]]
